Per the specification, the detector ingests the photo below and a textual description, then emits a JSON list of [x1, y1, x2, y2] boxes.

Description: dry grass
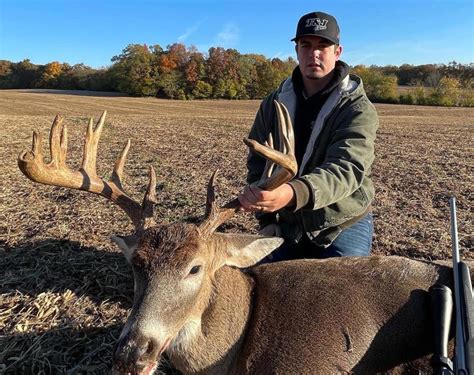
[[0, 89, 472, 374]]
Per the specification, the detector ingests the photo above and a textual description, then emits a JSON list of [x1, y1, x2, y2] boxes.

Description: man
[[238, 11, 378, 260]]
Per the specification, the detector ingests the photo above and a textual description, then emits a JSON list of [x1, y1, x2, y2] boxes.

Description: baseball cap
[[291, 11, 340, 45]]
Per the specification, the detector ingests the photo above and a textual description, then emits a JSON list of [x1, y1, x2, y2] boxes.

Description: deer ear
[[111, 234, 139, 263], [215, 233, 284, 268]]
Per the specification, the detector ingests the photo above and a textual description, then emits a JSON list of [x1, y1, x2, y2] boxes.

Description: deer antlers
[[18, 111, 156, 231], [18, 102, 296, 236], [199, 100, 297, 236]]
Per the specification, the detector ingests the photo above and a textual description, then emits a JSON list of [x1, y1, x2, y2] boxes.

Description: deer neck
[[167, 266, 254, 374]]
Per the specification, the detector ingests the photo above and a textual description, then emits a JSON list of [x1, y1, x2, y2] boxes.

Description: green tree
[[192, 80, 213, 99], [353, 65, 398, 103], [255, 59, 278, 98], [157, 70, 185, 99], [11, 59, 40, 88], [109, 44, 159, 96], [429, 76, 461, 106]]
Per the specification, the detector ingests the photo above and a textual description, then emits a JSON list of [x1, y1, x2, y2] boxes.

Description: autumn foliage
[[0, 42, 472, 105]]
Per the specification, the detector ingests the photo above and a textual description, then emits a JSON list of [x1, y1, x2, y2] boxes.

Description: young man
[[238, 11, 379, 260]]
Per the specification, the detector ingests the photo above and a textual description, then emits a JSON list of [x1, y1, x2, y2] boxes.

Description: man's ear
[[214, 233, 284, 268], [111, 234, 139, 263], [335, 44, 343, 60]]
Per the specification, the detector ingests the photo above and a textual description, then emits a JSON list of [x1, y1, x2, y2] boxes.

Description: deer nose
[[114, 334, 160, 371]]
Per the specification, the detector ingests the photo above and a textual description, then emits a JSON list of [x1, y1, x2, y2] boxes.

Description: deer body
[[135, 250, 465, 375], [238, 257, 451, 374]]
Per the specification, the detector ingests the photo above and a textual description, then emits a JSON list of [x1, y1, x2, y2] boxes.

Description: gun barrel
[[449, 197, 467, 374]]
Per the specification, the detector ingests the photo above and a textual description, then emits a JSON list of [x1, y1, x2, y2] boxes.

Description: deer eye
[[189, 265, 201, 276]]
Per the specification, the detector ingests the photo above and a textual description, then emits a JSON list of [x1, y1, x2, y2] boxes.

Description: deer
[[18, 105, 472, 375]]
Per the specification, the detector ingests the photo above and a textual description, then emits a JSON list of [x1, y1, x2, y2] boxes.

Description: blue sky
[[1, 0, 473, 68]]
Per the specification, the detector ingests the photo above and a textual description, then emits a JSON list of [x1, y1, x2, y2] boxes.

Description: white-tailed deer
[[19, 106, 471, 375]]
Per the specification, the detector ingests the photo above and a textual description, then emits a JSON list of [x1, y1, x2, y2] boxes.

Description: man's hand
[[238, 183, 295, 213]]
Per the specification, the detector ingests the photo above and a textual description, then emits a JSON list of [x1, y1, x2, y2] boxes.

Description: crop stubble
[[0, 90, 472, 373]]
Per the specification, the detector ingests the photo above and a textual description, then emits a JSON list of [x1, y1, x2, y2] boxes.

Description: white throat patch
[[168, 318, 202, 353]]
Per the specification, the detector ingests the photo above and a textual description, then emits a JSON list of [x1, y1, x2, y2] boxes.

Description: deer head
[[18, 102, 297, 374]]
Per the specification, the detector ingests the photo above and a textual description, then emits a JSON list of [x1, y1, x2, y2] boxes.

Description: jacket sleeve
[[296, 96, 378, 210]]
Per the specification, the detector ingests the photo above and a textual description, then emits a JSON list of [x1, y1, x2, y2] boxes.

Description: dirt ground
[[0, 89, 472, 374]]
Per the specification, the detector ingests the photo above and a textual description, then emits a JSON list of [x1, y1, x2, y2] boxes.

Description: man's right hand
[[238, 183, 295, 214]]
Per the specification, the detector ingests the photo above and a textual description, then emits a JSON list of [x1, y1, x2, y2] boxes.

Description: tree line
[[1, 43, 473, 106]]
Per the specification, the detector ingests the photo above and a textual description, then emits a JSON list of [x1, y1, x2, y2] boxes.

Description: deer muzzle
[[113, 333, 171, 375]]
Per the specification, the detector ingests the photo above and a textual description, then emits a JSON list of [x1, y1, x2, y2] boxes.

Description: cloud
[[215, 23, 240, 47], [344, 50, 378, 66], [177, 20, 204, 42]]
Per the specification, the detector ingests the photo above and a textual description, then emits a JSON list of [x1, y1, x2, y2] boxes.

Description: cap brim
[[291, 34, 338, 45]]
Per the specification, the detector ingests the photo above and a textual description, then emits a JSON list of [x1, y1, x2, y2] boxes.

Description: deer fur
[[112, 223, 472, 375]]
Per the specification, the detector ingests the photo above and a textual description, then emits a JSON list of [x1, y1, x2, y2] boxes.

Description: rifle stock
[[430, 284, 454, 374]]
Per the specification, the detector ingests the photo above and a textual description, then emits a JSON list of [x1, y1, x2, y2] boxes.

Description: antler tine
[[111, 139, 131, 190], [49, 115, 68, 168], [275, 100, 294, 156], [205, 169, 219, 218], [261, 133, 275, 180], [82, 111, 106, 176], [199, 101, 297, 236], [18, 111, 156, 230], [199, 170, 240, 237], [243, 101, 297, 191], [139, 166, 157, 231]]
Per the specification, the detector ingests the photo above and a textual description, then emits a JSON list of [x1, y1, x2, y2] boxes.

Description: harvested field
[[0, 89, 472, 374]]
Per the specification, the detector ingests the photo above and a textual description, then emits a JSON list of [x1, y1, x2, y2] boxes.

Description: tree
[[192, 80, 213, 99], [109, 44, 159, 96], [110, 44, 158, 96], [430, 77, 461, 106], [184, 49, 206, 97], [353, 65, 398, 103], [37, 61, 63, 88], [157, 70, 185, 99], [10, 59, 40, 88], [0, 60, 13, 88]]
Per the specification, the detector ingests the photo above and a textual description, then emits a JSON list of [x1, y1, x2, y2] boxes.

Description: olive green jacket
[[247, 73, 378, 246]]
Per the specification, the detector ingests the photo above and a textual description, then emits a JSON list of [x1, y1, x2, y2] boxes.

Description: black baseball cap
[[291, 11, 340, 45]]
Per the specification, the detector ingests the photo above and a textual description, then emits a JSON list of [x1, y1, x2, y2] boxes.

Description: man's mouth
[[308, 62, 324, 69]]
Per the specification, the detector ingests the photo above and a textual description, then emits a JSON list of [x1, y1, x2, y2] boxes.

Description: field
[[0, 89, 472, 374]]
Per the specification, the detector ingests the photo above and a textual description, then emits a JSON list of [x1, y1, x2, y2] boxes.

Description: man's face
[[296, 36, 342, 80]]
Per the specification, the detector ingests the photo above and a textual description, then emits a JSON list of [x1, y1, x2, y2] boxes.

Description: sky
[[1, 0, 473, 69]]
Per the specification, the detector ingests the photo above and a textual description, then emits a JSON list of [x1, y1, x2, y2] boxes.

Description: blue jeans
[[263, 213, 373, 262]]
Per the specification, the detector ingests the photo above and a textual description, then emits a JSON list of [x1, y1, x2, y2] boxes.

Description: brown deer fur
[[112, 223, 472, 375]]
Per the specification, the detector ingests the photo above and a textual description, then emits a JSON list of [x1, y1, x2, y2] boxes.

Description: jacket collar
[[277, 72, 359, 127]]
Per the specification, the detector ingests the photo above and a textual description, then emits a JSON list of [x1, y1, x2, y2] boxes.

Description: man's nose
[[311, 48, 320, 58]]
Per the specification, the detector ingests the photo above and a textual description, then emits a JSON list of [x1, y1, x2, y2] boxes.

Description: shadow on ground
[[0, 239, 179, 374]]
